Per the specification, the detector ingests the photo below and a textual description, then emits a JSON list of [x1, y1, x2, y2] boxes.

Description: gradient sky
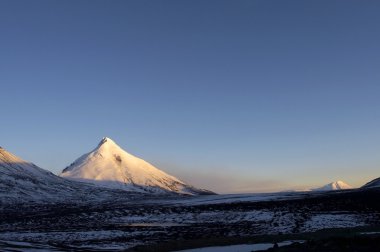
[[1, 0, 380, 193]]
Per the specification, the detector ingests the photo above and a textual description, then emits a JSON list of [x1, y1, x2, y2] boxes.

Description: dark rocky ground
[[264, 234, 380, 252], [1, 188, 380, 251]]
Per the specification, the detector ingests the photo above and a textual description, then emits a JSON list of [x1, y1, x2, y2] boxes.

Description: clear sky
[[1, 0, 380, 193]]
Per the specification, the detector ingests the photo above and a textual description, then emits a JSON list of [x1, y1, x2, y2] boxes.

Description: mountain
[[361, 177, 380, 188], [0, 146, 78, 203], [60, 137, 214, 195], [0, 146, 145, 204], [312, 180, 353, 191]]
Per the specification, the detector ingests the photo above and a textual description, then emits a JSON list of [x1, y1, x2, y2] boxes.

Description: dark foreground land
[[1, 188, 380, 251], [266, 234, 380, 252]]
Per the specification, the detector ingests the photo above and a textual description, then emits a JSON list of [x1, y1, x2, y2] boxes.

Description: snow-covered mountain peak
[[312, 180, 353, 191], [330, 181, 352, 190], [97, 137, 136, 157], [61, 138, 213, 195], [95, 137, 122, 152], [90, 137, 140, 167], [98, 137, 116, 147], [334, 180, 345, 186]]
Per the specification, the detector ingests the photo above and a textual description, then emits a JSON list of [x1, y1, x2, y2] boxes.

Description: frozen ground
[[1, 189, 380, 251]]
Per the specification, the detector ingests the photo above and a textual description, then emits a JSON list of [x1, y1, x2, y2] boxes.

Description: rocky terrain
[[1, 188, 380, 251]]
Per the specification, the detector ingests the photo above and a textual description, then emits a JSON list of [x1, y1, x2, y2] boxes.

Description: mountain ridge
[[362, 177, 380, 189]]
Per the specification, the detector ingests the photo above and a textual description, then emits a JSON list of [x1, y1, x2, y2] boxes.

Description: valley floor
[[1, 189, 380, 251]]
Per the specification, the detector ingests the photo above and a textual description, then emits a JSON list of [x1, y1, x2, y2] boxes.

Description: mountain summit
[[60, 137, 213, 195], [312, 180, 353, 191]]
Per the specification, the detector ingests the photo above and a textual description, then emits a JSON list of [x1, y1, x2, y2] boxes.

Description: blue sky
[[1, 0, 380, 193]]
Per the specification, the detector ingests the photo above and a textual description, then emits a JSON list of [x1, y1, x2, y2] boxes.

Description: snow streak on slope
[[312, 181, 353, 191], [60, 137, 213, 195]]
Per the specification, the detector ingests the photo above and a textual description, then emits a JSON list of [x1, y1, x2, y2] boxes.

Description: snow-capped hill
[[0, 146, 77, 203], [312, 180, 353, 191], [1, 146, 55, 179], [60, 137, 213, 195], [361, 177, 380, 189]]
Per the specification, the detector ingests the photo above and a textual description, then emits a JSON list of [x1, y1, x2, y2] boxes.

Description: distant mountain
[[60, 137, 214, 195], [312, 180, 353, 191], [361, 177, 380, 189]]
